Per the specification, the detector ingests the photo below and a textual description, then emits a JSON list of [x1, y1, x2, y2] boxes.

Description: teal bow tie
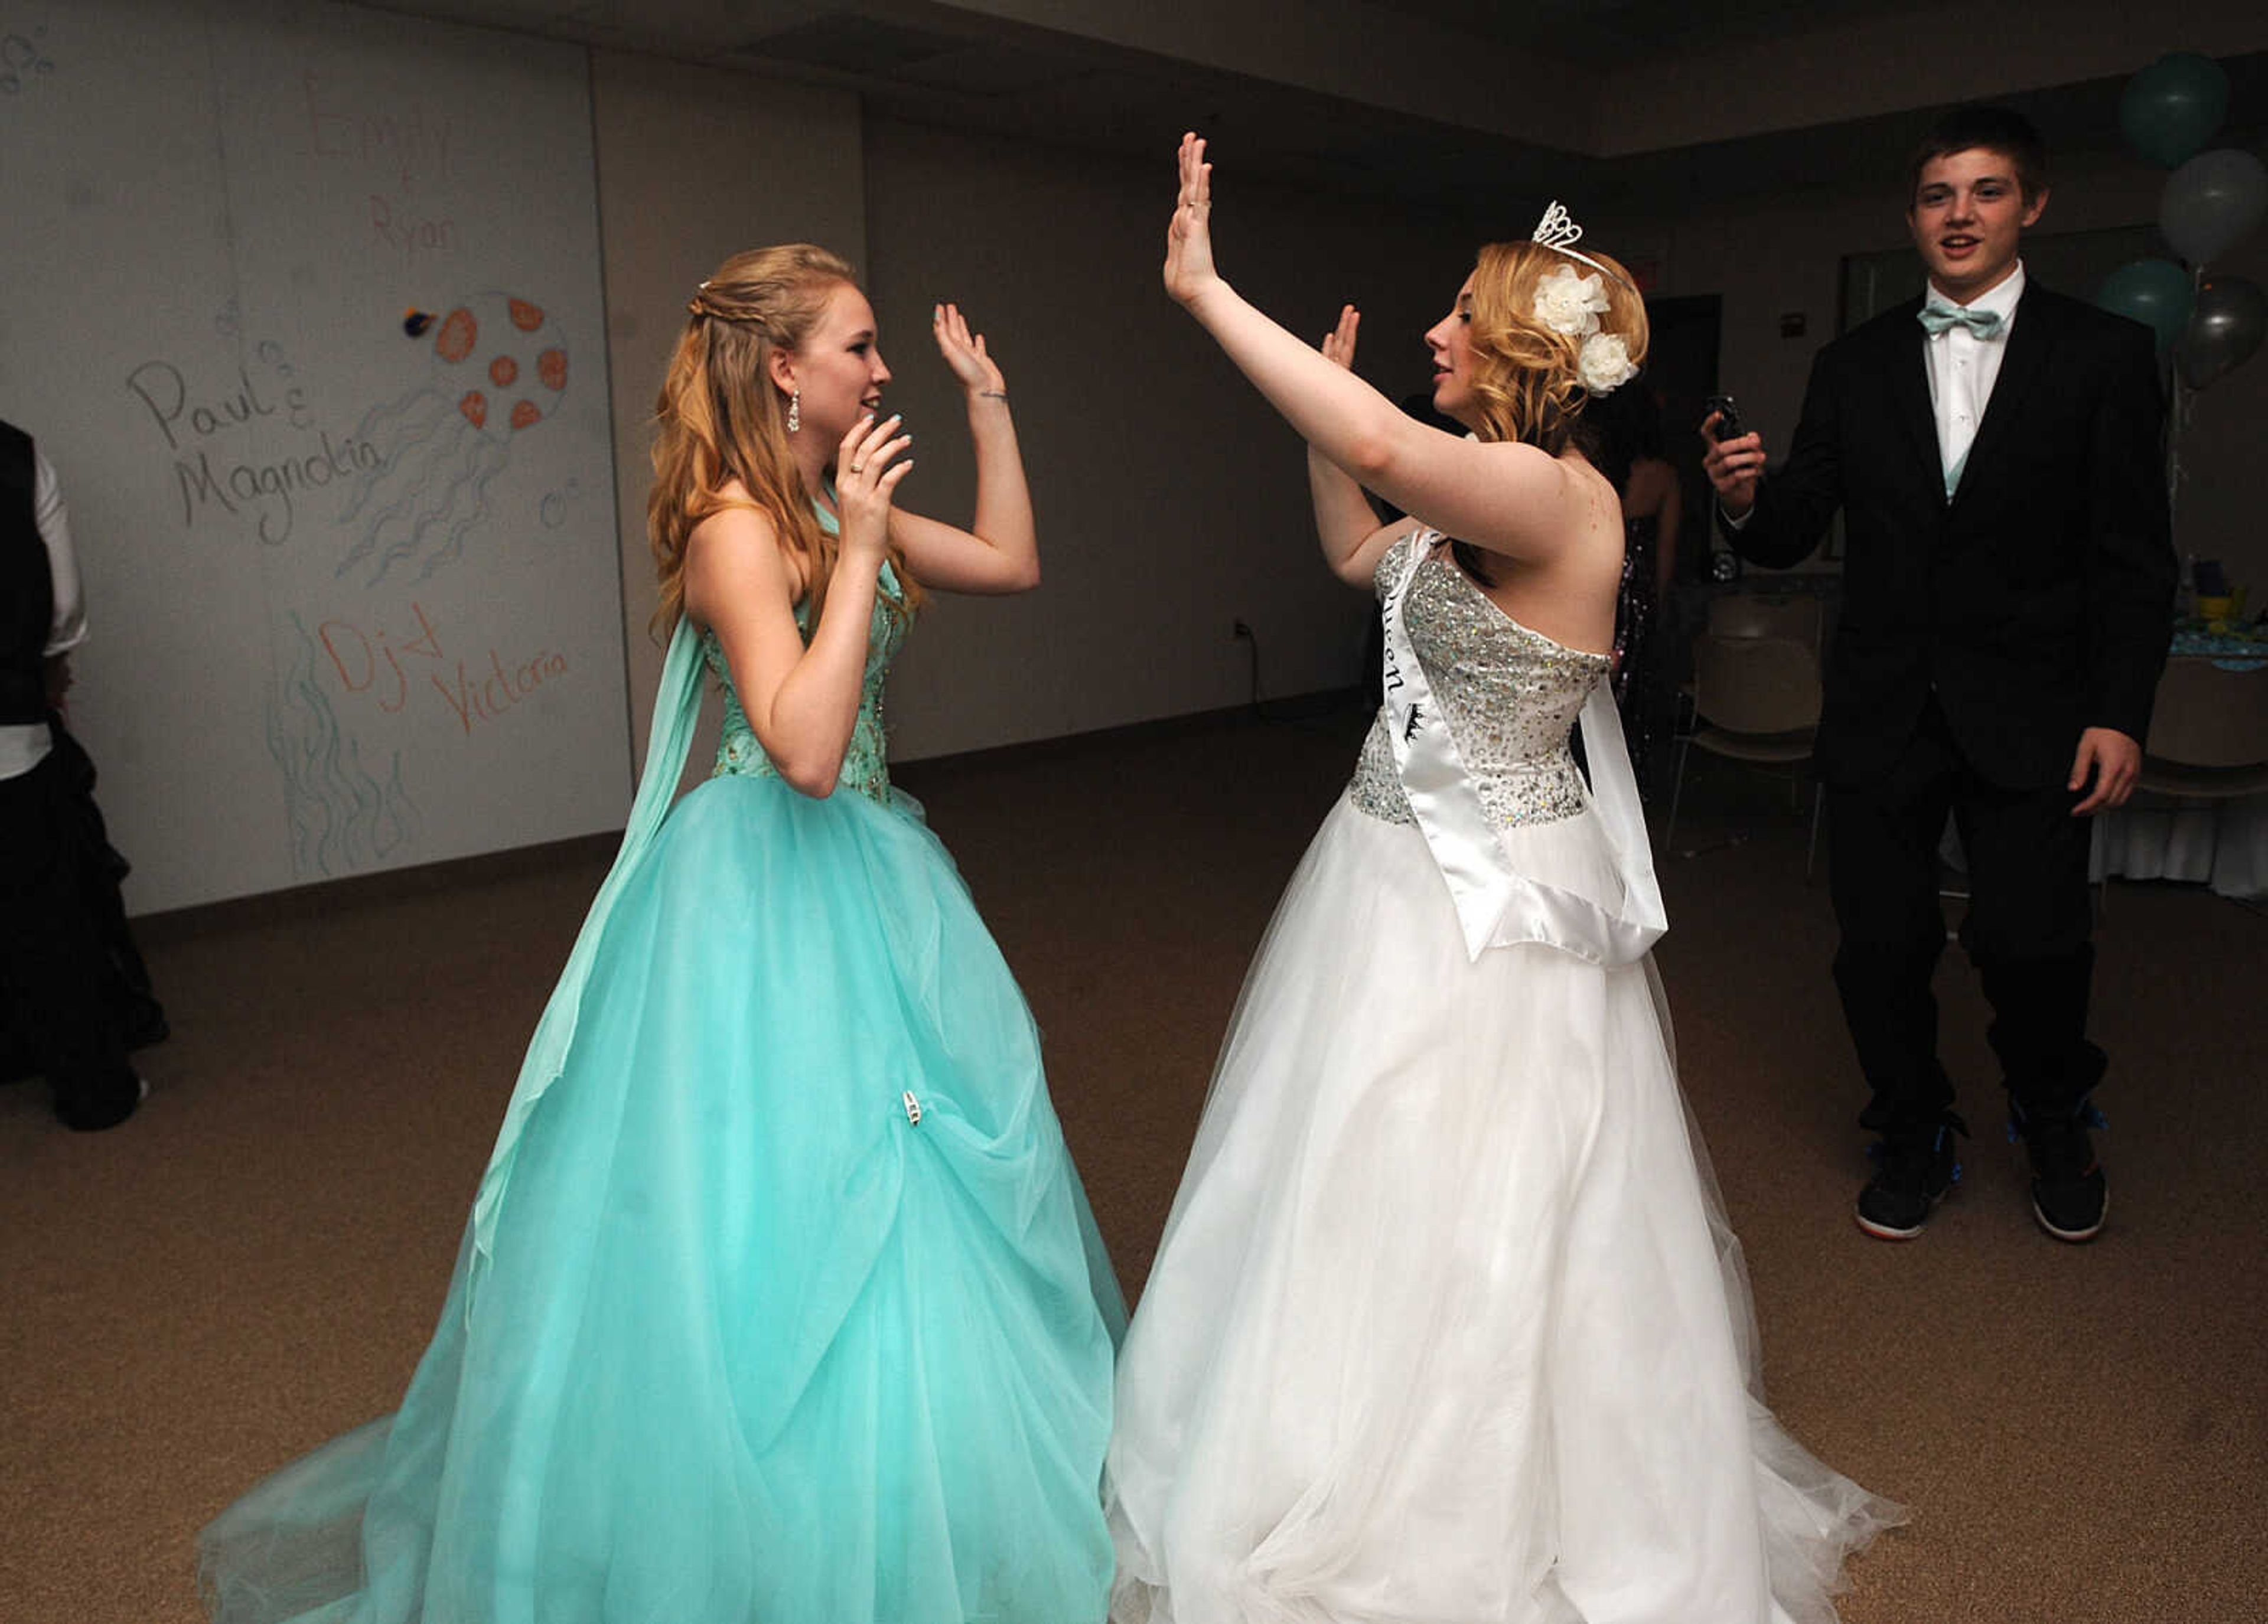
[[1918, 300, 2005, 339]]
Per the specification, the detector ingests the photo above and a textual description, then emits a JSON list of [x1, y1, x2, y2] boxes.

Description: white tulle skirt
[[1106, 796, 1901, 1624]]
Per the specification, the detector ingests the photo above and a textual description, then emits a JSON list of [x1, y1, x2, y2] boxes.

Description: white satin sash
[[1383, 533, 1667, 966]]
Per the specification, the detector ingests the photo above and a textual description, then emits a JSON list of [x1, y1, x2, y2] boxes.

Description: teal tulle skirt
[[198, 771, 1126, 1624]]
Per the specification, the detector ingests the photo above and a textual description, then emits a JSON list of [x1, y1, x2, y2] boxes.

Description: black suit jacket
[[1, 421, 54, 725], [1726, 283, 2174, 790]]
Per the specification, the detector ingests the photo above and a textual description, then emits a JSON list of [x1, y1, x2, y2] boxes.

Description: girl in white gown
[[1104, 136, 1902, 1624]]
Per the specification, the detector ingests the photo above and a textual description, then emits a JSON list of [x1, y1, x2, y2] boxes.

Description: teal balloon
[[2119, 53, 2230, 168], [2096, 258, 2195, 355]]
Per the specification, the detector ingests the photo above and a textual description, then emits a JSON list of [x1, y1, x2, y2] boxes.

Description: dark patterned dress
[[1613, 511, 1661, 795]]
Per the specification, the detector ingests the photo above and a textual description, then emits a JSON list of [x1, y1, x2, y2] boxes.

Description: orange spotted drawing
[[340, 288, 576, 584], [425, 294, 569, 435], [435, 308, 478, 364]]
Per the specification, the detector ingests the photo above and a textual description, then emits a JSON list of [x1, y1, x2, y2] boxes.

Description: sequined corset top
[[703, 562, 907, 804], [1349, 534, 1612, 829]]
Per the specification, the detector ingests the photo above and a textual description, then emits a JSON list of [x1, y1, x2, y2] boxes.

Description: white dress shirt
[[1922, 261, 2025, 496], [1721, 260, 2028, 533], [1, 446, 89, 780]]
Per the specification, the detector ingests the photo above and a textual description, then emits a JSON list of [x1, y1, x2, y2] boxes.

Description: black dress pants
[[0, 745, 142, 1129], [1826, 698, 2103, 1138]]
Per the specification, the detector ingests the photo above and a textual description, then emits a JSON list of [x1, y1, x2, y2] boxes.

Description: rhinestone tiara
[[1531, 201, 1636, 292]]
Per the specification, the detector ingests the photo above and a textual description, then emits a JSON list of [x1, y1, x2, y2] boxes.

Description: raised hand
[[1700, 415, 1766, 518], [1165, 132, 1222, 308], [932, 301, 1005, 398], [1321, 304, 1360, 370], [835, 412, 914, 558]]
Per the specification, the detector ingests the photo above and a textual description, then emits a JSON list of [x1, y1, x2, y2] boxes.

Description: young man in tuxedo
[[1702, 107, 2174, 1243]]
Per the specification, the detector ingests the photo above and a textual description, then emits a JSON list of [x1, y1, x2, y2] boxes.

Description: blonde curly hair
[[647, 244, 923, 637], [1464, 239, 1650, 455]]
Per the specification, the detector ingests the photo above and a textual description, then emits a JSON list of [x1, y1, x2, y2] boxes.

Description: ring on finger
[[849, 461, 865, 474]]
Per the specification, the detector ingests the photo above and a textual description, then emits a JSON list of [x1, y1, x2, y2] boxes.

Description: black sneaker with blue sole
[[2012, 1101, 2108, 1244], [1855, 1116, 1966, 1241]]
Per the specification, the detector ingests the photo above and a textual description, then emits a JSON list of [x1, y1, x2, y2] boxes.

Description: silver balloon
[[2178, 276, 2266, 389], [2160, 148, 2268, 265]]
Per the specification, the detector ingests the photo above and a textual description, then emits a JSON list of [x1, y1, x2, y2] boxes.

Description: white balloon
[[2161, 148, 2268, 265]]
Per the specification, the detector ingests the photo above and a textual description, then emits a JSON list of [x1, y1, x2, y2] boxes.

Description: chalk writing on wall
[[318, 600, 572, 737], [125, 354, 386, 546], [3, 0, 628, 912]]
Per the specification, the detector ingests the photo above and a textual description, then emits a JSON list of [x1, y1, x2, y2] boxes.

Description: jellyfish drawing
[[0, 27, 56, 97], [335, 289, 569, 585], [267, 615, 424, 879]]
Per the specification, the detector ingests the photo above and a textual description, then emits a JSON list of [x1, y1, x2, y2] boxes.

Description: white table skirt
[[1937, 795, 2268, 898], [2091, 795, 2268, 898]]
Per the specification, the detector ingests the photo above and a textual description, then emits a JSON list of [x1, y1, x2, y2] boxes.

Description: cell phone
[[1703, 393, 1743, 441]]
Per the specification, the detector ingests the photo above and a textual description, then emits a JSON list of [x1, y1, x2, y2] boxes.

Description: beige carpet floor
[[4, 702, 2262, 1624]]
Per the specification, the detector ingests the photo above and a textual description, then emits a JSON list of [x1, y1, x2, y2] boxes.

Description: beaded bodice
[[704, 562, 907, 804], [1350, 533, 1611, 829]]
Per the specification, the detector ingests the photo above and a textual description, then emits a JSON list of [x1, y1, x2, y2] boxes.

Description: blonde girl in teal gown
[[198, 246, 1126, 1624]]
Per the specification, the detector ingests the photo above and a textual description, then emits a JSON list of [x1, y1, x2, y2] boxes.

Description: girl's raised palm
[[933, 302, 1004, 396], [1164, 132, 1221, 307]]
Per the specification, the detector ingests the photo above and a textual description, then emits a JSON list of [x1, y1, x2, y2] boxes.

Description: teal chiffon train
[[200, 596, 1126, 1623]]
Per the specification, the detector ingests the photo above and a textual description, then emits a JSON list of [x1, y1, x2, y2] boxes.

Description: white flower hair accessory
[[1534, 264, 1611, 338], [1578, 331, 1639, 395]]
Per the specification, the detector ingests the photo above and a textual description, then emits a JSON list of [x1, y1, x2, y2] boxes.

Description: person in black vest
[[0, 419, 158, 1130], [1702, 108, 2174, 1244]]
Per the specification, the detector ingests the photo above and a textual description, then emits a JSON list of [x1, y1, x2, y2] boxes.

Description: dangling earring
[[787, 389, 800, 434]]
